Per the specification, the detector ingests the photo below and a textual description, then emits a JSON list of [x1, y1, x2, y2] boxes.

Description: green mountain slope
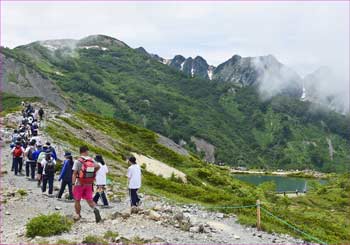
[[1, 35, 349, 172]]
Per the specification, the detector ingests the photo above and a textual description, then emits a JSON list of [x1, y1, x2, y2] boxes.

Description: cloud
[[2, 1, 349, 106]]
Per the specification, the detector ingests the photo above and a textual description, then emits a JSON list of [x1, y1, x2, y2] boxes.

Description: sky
[[1, 1, 349, 79]]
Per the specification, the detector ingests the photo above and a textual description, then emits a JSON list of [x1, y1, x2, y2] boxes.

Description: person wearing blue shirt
[[57, 152, 74, 201]]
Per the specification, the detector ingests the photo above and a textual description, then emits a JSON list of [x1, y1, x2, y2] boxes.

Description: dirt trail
[[0, 109, 304, 244]]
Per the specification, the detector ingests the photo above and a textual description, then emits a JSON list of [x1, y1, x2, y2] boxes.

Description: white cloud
[[2, 1, 349, 82]]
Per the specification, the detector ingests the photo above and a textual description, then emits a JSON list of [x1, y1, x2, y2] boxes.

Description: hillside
[[1, 103, 349, 244], [1, 34, 350, 172]]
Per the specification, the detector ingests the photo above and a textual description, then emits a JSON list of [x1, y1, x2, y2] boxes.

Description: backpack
[[27, 148, 34, 161], [78, 158, 96, 184], [44, 159, 55, 176], [13, 147, 23, 158]]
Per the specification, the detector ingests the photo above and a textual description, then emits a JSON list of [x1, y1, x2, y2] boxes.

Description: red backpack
[[13, 146, 23, 158], [78, 157, 96, 184]]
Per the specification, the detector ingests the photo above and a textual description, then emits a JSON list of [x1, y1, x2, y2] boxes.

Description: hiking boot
[[93, 208, 102, 223], [136, 200, 143, 206], [73, 214, 81, 221]]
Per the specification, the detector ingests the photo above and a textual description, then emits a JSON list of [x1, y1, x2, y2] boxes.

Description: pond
[[233, 174, 326, 192]]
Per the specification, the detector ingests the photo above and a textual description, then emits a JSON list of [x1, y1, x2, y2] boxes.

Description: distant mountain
[[1, 34, 349, 172], [138, 48, 303, 98], [303, 67, 349, 114]]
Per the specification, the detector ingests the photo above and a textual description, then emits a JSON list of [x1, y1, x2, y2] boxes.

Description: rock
[[5, 211, 10, 215], [257, 233, 263, 238], [130, 206, 139, 214], [173, 212, 184, 222], [148, 210, 161, 221], [189, 226, 200, 233], [110, 211, 130, 220], [216, 213, 224, 219], [55, 206, 61, 210], [233, 235, 240, 240], [153, 205, 163, 212]]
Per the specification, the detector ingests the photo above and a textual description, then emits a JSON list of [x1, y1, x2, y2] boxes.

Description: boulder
[[148, 210, 161, 221]]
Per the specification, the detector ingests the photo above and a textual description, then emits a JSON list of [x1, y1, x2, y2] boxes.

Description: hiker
[[25, 140, 36, 180], [41, 151, 56, 196], [11, 141, 25, 176], [36, 145, 49, 187], [12, 129, 20, 143], [38, 107, 44, 121], [10, 143, 15, 171], [127, 156, 142, 207], [93, 154, 109, 207], [57, 152, 74, 201], [30, 130, 41, 146], [46, 142, 57, 160], [72, 146, 101, 223]]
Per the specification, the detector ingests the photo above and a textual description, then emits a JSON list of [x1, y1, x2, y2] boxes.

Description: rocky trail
[[0, 108, 305, 244]]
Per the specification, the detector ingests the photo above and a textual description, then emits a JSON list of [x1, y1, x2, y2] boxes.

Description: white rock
[[148, 210, 161, 221], [234, 235, 240, 240], [216, 213, 224, 219]]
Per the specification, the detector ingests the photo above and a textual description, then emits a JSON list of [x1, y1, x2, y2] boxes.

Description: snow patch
[[41, 44, 58, 51], [79, 45, 108, 51], [207, 68, 213, 80], [180, 61, 185, 71], [300, 84, 306, 101]]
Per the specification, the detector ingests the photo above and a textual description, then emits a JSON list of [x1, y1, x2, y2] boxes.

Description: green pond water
[[233, 174, 326, 192]]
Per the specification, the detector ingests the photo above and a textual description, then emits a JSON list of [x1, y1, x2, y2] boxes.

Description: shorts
[[73, 184, 93, 201], [37, 164, 43, 174]]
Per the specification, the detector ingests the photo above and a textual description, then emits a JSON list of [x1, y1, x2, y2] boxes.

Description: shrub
[[82, 235, 108, 245], [56, 239, 77, 244], [26, 213, 73, 238], [103, 230, 119, 240], [17, 189, 27, 196]]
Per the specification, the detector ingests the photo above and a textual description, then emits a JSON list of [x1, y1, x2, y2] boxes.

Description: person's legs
[[101, 191, 109, 206], [57, 180, 66, 198], [93, 192, 100, 204], [83, 185, 101, 223], [18, 158, 23, 174], [130, 189, 138, 206], [48, 175, 54, 194], [68, 182, 73, 200], [74, 200, 81, 218], [25, 161, 30, 177], [14, 158, 19, 175], [11, 158, 14, 171], [42, 175, 47, 193], [30, 161, 36, 179]]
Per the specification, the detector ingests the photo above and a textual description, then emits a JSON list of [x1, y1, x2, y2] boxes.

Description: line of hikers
[[10, 103, 142, 223]]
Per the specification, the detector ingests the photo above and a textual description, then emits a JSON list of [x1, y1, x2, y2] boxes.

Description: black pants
[[26, 160, 36, 179], [13, 157, 23, 175], [11, 158, 14, 171], [93, 186, 109, 206], [42, 175, 54, 194], [129, 188, 140, 206], [57, 180, 73, 199]]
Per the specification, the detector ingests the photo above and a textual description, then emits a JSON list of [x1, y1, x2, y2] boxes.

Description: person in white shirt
[[93, 155, 109, 207], [127, 156, 142, 207]]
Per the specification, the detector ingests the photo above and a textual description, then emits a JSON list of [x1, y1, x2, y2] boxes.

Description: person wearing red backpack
[[11, 141, 25, 176], [72, 146, 101, 223]]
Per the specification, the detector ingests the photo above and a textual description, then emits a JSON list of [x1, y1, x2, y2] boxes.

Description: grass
[[17, 189, 28, 196], [82, 235, 108, 245], [26, 213, 73, 238]]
